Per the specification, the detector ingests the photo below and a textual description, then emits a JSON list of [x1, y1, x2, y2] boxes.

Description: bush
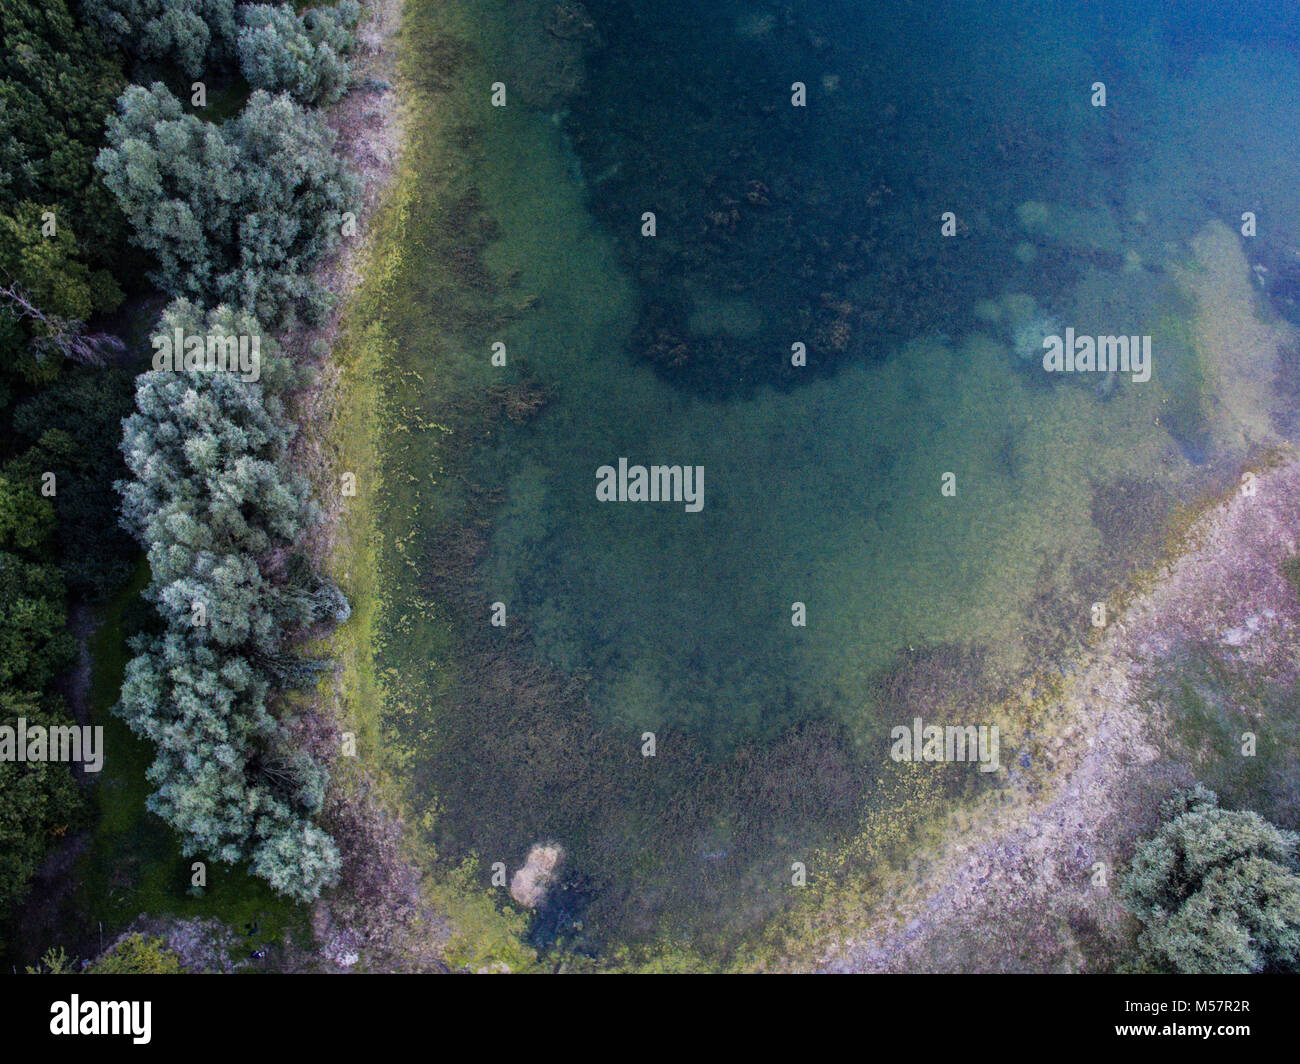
[[1281, 552, 1300, 599], [236, 2, 361, 105], [87, 932, 185, 973], [1122, 784, 1300, 973]]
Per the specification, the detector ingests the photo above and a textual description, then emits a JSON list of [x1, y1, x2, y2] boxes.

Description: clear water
[[378, 0, 1300, 953]]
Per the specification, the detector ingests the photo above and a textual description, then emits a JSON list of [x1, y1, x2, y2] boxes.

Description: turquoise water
[[390, 0, 1300, 952]]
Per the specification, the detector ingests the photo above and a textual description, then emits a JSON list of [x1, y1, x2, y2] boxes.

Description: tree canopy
[[83, 0, 239, 78], [236, 2, 361, 105], [97, 83, 358, 326], [115, 300, 344, 901], [1123, 785, 1300, 973]]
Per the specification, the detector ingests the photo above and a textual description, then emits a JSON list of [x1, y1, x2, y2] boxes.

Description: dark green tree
[[0, 693, 82, 926], [82, 0, 238, 78], [0, 0, 127, 253], [9, 364, 139, 601], [0, 0, 128, 388], [0, 474, 82, 942]]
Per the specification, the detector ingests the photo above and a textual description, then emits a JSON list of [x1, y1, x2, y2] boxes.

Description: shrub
[[236, 2, 361, 105], [1122, 784, 1300, 973], [88, 932, 185, 973]]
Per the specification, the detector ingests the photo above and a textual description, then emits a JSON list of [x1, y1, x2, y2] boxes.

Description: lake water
[[376, 0, 1300, 956]]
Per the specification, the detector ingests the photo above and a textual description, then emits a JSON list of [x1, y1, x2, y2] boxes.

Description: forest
[[0, 0, 360, 960]]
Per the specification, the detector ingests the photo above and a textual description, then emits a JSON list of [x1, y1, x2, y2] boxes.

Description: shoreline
[[289, 5, 1299, 972], [293, 0, 545, 972], [288, 0, 457, 970], [787, 452, 1300, 972]]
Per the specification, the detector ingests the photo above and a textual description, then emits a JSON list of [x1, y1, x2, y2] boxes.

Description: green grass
[[73, 559, 310, 963], [1151, 643, 1300, 827]]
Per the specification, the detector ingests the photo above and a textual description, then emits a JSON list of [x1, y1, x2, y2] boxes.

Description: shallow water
[[377, 0, 1300, 953]]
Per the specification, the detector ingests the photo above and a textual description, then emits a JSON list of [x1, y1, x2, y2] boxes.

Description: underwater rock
[[510, 843, 565, 909], [1016, 201, 1051, 232], [1010, 312, 1062, 362], [735, 8, 777, 39], [1173, 219, 1291, 450]]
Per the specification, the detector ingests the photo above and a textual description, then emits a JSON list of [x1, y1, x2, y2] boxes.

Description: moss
[[1281, 553, 1300, 599]]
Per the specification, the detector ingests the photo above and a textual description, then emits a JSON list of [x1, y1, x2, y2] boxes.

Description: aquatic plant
[[1010, 311, 1061, 363]]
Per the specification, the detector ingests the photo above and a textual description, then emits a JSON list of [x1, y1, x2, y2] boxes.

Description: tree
[[0, 692, 82, 925], [0, 474, 81, 942], [236, 2, 361, 106], [0, 0, 128, 387], [0, 497, 75, 694], [0, 0, 127, 252], [96, 83, 358, 325], [82, 0, 238, 78], [117, 630, 340, 900], [10, 364, 139, 601], [113, 299, 345, 902], [0, 471, 56, 555], [1122, 784, 1300, 973]]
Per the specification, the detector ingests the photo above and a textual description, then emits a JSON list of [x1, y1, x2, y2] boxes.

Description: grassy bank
[[307, 0, 540, 971]]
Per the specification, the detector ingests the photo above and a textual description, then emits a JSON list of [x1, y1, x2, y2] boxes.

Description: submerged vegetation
[[2, 0, 1300, 978]]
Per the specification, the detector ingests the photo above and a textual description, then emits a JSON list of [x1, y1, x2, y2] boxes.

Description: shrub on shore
[[1122, 784, 1300, 973]]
